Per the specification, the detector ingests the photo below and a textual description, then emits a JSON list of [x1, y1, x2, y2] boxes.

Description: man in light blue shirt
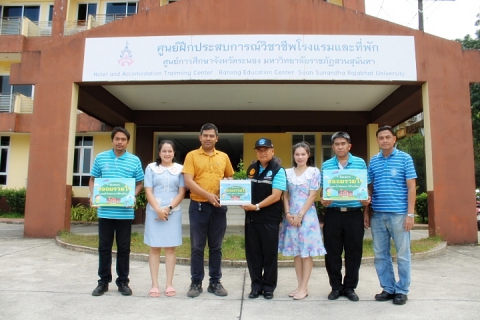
[[367, 125, 417, 306], [320, 131, 371, 302], [89, 127, 144, 297]]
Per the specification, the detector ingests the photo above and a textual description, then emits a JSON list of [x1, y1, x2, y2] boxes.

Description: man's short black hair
[[111, 127, 130, 141], [376, 125, 395, 137], [331, 131, 351, 144], [200, 123, 219, 136]]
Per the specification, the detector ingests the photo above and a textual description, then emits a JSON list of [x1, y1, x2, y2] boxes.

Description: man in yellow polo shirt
[[182, 123, 234, 298]]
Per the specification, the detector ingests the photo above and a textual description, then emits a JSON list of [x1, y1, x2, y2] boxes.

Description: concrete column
[[366, 124, 378, 164], [24, 82, 77, 237], [51, 0, 68, 38], [125, 122, 137, 153], [423, 81, 477, 244]]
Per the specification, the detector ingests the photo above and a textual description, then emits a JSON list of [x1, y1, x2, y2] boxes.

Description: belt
[[329, 207, 362, 212]]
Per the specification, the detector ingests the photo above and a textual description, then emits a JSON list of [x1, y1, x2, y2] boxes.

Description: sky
[[365, 0, 479, 40]]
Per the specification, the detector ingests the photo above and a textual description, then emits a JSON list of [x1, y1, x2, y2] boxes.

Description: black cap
[[254, 138, 273, 149]]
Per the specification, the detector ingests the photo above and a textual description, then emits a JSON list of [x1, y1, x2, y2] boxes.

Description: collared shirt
[[90, 149, 144, 219], [182, 147, 234, 202], [321, 153, 370, 208], [259, 165, 287, 191], [368, 148, 417, 214]]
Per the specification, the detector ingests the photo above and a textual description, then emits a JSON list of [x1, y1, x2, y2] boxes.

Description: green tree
[[396, 134, 426, 194], [458, 17, 480, 187]]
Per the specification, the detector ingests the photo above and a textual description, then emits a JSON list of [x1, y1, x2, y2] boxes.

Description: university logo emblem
[[266, 170, 273, 177], [118, 42, 134, 66], [390, 168, 398, 177], [259, 139, 266, 145], [249, 168, 256, 175]]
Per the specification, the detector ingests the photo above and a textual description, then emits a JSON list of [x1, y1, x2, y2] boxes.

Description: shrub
[[71, 204, 98, 222], [233, 159, 247, 180], [0, 187, 26, 214], [135, 188, 147, 210], [415, 192, 428, 223]]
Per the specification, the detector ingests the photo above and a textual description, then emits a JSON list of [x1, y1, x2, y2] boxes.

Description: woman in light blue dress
[[144, 140, 186, 297], [279, 142, 326, 300]]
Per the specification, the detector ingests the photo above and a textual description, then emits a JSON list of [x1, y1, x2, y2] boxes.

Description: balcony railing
[[0, 17, 51, 36], [0, 94, 13, 113], [14, 94, 34, 113], [0, 17, 22, 35], [1, 13, 137, 37], [0, 93, 33, 114], [65, 13, 134, 36]]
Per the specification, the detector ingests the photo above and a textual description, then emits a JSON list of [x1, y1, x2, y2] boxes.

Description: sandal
[[288, 288, 299, 297], [293, 292, 309, 300], [149, 287, 160, 298], [165, 286, 176, 297]]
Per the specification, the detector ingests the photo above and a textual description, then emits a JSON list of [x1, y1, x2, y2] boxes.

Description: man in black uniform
[[242, 138, 287, 300]]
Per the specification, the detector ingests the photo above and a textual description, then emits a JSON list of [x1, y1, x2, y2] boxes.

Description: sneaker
[[92, 283, 108, 296], [187, 282, 203, 298], [118, 283, 132, 296], [207, 282, 228, 296]]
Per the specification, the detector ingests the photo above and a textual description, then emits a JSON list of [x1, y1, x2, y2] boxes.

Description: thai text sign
[[322, 169, 368, 201], [220, 180, 252, 205], [92, 178, 136, 207], [83, 35, 416, 81]]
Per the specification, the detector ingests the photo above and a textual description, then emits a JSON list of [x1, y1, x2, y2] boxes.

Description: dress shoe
[[375, 290, 395, 301], [393, 293, 408, 305], [343, 289, 359, 301], [248, 290, 261, 299], [117, 283, 132, 296], [327, 289, 342, 300], [92, 283, 108, 296], [263, 291, 274, 299]]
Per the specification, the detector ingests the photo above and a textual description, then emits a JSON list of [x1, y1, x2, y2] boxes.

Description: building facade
[[1, 0, 479, 243]]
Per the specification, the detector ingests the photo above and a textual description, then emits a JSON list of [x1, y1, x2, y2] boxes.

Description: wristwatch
[[255, 204, 261, 211], [168, 205, 174, 215], [407, 213, 415, 218]]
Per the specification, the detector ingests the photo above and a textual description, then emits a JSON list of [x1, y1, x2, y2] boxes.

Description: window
[[0, 76, 10, 93], [2, 6, 40, 21], [77, 3, 97, 23], [73, 136, 93, 186], [48, 5, 54, 22], [106, 2, 137, 16], [0, 136, 10, 185], [321, 134, 334, 163], [12, 85, 33, 98], [292, 134, 316, 166]]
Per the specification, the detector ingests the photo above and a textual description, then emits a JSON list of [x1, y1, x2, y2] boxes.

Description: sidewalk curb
[[54, 236, 447, 268]]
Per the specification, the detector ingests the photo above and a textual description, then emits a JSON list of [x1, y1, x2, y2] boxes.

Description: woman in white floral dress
[[279, 142, 326, 300]]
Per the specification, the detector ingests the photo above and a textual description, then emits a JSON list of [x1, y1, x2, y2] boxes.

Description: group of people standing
[[89, 123, 416, 306]]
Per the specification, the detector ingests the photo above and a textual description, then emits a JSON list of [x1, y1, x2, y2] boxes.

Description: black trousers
[[98, 218, 132, 286], [245, 219, 279, 293], [323, 208, 364, 291]]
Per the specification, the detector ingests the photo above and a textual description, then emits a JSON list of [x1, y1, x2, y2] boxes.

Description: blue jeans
[[189, 200, 227, 284], [371, 211, 411, 295]]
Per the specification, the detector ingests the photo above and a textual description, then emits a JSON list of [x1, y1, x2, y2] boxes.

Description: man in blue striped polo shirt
[[89, 127, 144, 297], [367, 125, 417, 306], [320, 132, 371, 302]]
